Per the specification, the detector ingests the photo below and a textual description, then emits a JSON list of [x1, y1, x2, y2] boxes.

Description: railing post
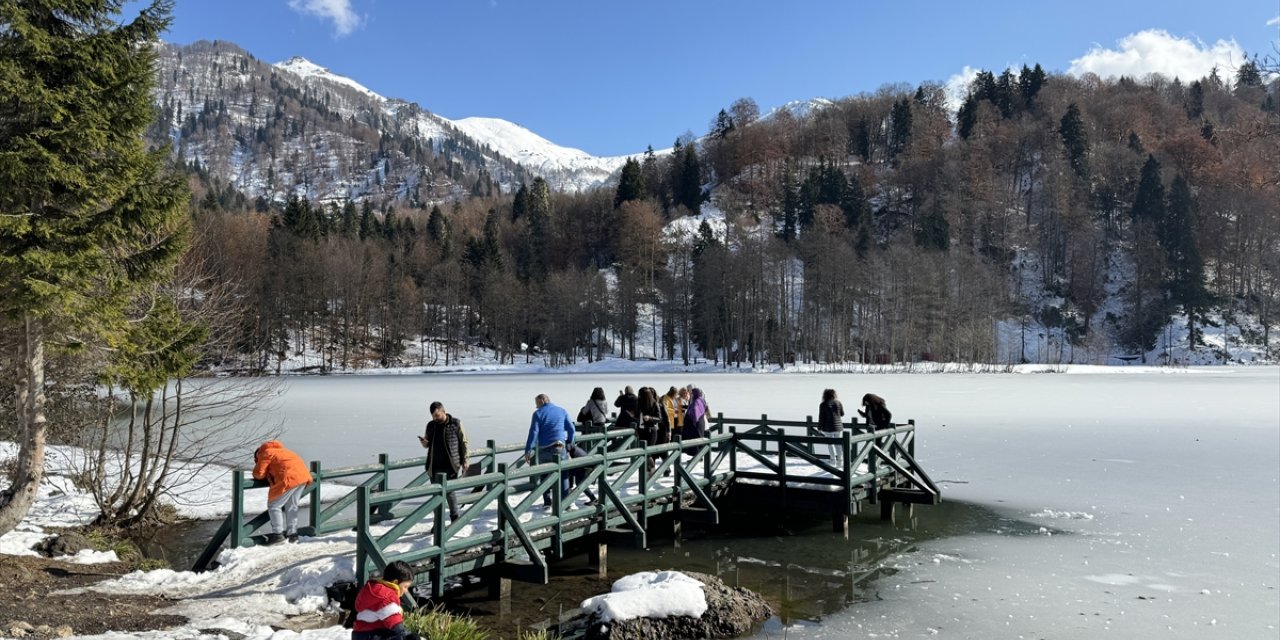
[[486, 439, 498, 474], [841, 430, 853, 508], [908, 420, 916, 458], [230, 469, 245, 548], [377, 454, 390, 493], [728, 427, 737, 474], [356, 485, 370, 584], [308, 461, 322, 534], [868, 434, 879, 503], [496, 463, 509, 558], [805, 416, 815, 455], [553, 453, 564, 558], [760, 414, 768, 452]]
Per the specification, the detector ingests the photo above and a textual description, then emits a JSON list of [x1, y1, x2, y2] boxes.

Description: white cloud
[[288, 0, 361, 36], [944, 65, 980, 112], [1068, 29, 1244, 82], [1267, 16, 1280, 27]]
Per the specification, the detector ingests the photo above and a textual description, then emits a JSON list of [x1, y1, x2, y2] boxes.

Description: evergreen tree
[[711, 109, 735, 139], [889, 98, 913, 157], [956, 93, 978, 139], [777, 160, 799, 242], [340, 200, 358, 236], [516, 178, 551, 282], [1131, 155, 1165, 222], [1234, 60, 1263, 89], [1164, 175, 1211, 346], [614, 157, 646, 208], [359, 200, 378, 239], [1058, 103, 1089, 178], [915, 208, 951, 251], [511, 183, 529, 222], [0, 0, 188, 534], [850, 117, 872, 160], [673, 143, 703, 215], [427, 205, 451, 254], [1018, 63, 1047, 107]]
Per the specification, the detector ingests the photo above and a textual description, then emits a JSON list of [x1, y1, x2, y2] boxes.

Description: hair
[[536, 393, 550, 405], [862, 393, 885, 408], [591, 387, 606, 401], [666, 386, 679, 397], [624, 385, 634, 395], [429, 401, 444, 413], [382, 560, 414, 584], [822, 388, 837, 402], [690, 387, 704, 401], [638, 386, 659, 411]]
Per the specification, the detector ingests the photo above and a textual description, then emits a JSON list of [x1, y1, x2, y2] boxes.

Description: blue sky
[[144, 0, 1277, 156]]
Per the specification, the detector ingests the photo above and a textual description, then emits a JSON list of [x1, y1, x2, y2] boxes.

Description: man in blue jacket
[[525, 394, 576, 507]]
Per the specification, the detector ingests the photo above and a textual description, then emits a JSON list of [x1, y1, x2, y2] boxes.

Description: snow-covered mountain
[[270, 56, 635, 192], [151, 41, 640, 203]]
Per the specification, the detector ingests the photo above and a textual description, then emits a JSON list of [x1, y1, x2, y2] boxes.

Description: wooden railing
[[193, 414, 938, 596]]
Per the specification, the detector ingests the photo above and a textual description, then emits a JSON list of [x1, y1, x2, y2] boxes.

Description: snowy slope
[[273, 56, 381, 99], [449, 116, 635, 190], [268, 56, 635, 192]]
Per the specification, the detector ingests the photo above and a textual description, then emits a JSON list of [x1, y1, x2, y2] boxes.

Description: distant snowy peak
[[449, 117, 634, 180], [273, 56, 382, 99], [767, 98, 836, 120]]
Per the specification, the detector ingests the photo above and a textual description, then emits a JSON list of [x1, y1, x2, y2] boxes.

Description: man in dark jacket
[[418, 401, 468, 521]]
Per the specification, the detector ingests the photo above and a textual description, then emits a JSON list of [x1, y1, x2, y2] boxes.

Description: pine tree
[[0, 0, 188, 535], [711, 109, 735, 139], [359, 200, 378, 239], [427, 205, 451, 254], [614, 157, 646, 208], [1131, 156, 1165, 222], [1058, 103, 1089, 178], [511, 183, 529, 222], [1164, 175, 1211, 346], [1018, 63, 1046, 107], [889, 98, 913, 157], [777, 160, 799, 242], [674, 144, 703, 215], [1234, 61, 1262, 89], [957, 94, 978, 140]]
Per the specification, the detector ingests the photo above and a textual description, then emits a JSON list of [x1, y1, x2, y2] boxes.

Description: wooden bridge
[[193, 414, 940, 598]]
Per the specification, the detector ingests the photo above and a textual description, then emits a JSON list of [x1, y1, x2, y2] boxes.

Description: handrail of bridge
[[193, 414, 932, 578], [354, 430, 738, 594]]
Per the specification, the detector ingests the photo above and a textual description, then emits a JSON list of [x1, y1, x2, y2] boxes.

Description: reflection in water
[[148, 498, 1058, 630]]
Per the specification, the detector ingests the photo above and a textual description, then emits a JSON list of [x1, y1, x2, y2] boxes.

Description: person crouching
[[353, 561, 422, 640], [252, 440, 312, 545]]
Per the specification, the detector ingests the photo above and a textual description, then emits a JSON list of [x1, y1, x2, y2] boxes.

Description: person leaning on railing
[[859, 393, 893, 431], [524, 394, 576, 507]]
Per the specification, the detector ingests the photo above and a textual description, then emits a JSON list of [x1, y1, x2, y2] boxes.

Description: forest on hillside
[[186, 63, 1280, 370]]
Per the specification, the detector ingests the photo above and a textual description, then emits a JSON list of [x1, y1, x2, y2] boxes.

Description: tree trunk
[[0, 315, 48, 536]]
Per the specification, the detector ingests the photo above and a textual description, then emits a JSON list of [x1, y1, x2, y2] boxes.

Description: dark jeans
[[536, 444, 568, 507], [428, 466, 459, 520], [566, 444, 599, 502]]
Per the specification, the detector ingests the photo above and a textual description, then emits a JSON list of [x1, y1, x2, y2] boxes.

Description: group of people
[[580, 384, 710, 472], [817, 390, 893, 464]]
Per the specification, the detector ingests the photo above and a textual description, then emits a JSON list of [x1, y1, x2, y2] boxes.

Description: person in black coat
[[418, 401, 468, 521], [613, 386, 639, 431], [818, 389, 845, 465], [859, 393, 892, 431]]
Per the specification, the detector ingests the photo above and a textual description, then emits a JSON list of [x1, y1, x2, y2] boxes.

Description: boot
[[263, 533, 284, 546]]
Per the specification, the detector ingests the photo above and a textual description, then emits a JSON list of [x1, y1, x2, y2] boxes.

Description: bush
[[402, 606, 489, 640]]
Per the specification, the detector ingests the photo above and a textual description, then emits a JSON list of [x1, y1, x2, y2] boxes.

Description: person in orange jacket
[[253, 440, 313, 545]]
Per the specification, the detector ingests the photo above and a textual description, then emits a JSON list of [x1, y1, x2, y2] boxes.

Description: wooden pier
[[194, 415, 940, 598]]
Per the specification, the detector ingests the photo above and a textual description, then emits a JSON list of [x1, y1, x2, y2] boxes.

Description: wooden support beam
[[832, 513, 848, 538], [588, 542, 608, 579], [880, 498, 895, 523]]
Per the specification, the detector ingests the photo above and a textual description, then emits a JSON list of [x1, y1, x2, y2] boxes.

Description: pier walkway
[[194, 414, 940, 597]]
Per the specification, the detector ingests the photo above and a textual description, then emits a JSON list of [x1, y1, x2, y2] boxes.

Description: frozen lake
[[207, 367, 1279, 638]]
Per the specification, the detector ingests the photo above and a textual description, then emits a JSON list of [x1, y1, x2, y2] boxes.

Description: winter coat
[[526, 402, 577, 453], [613, 392, 639, 429], [660, 394, 684, 434], [818, 400, 845, 432], [423, 414, 468, 475], [352, 579, 409, 637], [866, 404, 893, 430], [252, 441, 312, 501], [682, 391, 708, 439], [583, 398, 610, 426]]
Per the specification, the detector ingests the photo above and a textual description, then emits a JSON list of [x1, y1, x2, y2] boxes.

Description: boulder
[[34, 532, 94, 558], [582, 571, 772, 640]]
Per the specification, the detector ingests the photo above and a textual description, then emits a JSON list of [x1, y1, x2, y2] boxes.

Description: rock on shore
[[580, 570, 772, 640]]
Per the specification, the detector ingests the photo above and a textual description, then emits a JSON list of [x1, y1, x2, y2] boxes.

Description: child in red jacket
[[352, 561, 421, 640]]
